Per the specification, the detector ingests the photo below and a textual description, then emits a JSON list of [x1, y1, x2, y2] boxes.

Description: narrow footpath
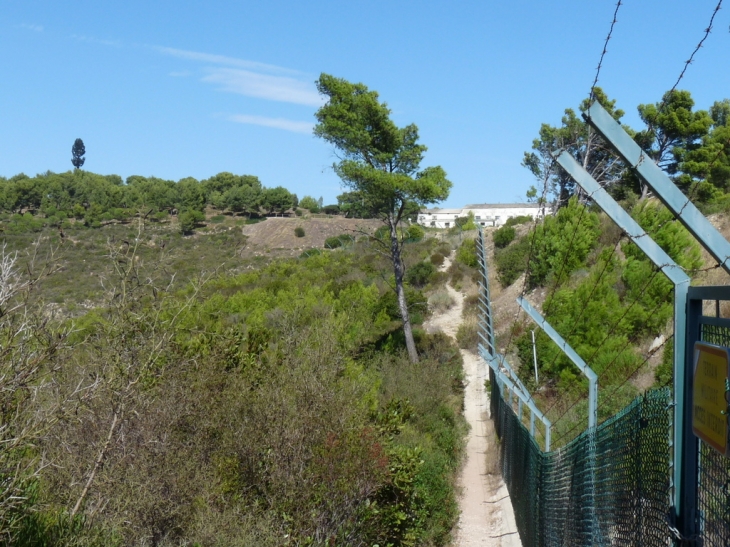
[[424, 257, 521, 547]]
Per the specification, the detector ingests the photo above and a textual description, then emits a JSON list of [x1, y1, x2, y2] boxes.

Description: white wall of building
[[417, 204, 543, 229]]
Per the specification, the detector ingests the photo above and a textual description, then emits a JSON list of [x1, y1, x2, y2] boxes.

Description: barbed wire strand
[[498, 159, 557, 377], [547, 283, 673, 430], [552, 333, 674, 447], [550, 279, 673, 436], [589, 0, 623, 101], [540, 267, 662, 418]]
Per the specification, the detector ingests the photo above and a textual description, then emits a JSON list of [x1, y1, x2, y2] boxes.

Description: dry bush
[[429, 289, 455, 313], [456, 315, 479, 352], [43, 298, 387, 545], [0, 243, 72, 541]]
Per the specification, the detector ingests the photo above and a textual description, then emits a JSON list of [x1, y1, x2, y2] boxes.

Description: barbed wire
[[539, 267, 662, 419], [641, 0, 723, 150], [666, 0, 723, 100], [542, 203, 591, 318], [549, 286, 674, 445], [497, 158, 557, 377], [590, 0, 623, 102], [553, 334, 673, 447]]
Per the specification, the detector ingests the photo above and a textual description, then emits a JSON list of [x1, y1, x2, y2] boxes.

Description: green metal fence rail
[[492, 380, 672, 547]]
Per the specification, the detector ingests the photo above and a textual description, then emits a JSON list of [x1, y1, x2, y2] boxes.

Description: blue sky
[[2, 1, 729, 207]]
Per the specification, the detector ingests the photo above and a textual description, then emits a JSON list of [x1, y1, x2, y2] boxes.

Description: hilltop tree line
[[0, 170, 382, 233], [524, 88, 730, 211]]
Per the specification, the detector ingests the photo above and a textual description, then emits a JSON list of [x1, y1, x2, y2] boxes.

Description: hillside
[[0, 217, 475, 545], [241, 216, 382, 256]]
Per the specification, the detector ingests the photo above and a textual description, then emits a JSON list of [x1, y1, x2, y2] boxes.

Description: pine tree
[[71, 138, 86, 169]]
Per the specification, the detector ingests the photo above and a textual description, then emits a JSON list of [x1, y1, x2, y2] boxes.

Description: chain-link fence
[[697, 322, 730, 547], [492, 378, 673, 546]]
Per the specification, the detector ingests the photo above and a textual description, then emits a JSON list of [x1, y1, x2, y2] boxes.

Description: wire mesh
[[491, 380, 672, 547], [697, 322, 730, 547]]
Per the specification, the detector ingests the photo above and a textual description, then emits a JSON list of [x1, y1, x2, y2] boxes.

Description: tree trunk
[[639, 182, 650, 201], [389, 216, 419, 363]]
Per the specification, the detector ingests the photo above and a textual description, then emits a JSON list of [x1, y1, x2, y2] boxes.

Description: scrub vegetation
[[0, 222, 467, 546]]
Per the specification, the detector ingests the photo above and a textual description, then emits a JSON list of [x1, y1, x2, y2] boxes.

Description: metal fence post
[[518, 296, 598, 429]]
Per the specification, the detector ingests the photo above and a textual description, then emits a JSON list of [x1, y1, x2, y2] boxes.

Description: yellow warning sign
[[692, 342, 730, 456]]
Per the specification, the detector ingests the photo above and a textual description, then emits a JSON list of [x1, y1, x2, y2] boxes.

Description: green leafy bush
[[492, 225, 516, 248], [493, 236, 530, 286], [527, 198, 600, 288], [324, 233, 354, 248], [455, 238, 478, 268], [430, 252, 445, 267], [406, 223, 425, 241], [406, 261, 436, 287], [294, 226, 305, 237], [179, 209, 205, 234], [505, 215, 533, 227]]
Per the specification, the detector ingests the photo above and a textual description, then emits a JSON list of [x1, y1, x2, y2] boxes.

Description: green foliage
[[493, 235, 530, 287], [179, 209, 204, 234], [298, 195, 319, 213], [430, 252, 445, 267], [492, 225, 516, 248], [505, 215, 533, 227], [5, 212, 45, 234], [324, 233, 354, 249], [455, 238, 478, 268], [294, 226, 305, 237], [527, 198, 600, 288], [454, 211, 477, 231], [406, 223, 425, 241], [405, 261, 436, 288]]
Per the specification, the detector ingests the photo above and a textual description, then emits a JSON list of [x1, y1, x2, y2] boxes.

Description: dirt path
[[425, 258, 521, 547]]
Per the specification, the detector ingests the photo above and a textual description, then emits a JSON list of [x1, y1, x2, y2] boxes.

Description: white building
[[417, 203, 544, 229]]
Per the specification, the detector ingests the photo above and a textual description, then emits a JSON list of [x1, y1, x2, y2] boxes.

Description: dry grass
[[429, 288, 455, 313]]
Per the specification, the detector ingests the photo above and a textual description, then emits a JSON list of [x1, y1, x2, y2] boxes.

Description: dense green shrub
[[492, 225, 516, 248], [378, 286, 429, 325], [455, 238, 478, 268], [505, 215, 533, 227], [430, 252, 445, 267], [179, 209, 205, 234], [493, 236, 530, 286], [406, 223, 425, 241], [294, 226, 305, 237], [324, 233, 355, 248], [406, 261, 436, 287], [526, 198, 601, 288]]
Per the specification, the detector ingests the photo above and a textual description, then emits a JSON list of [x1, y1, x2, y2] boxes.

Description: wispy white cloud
[[154, 46, 320, 106], [71, 34, 122, 47], [229, 114, 314, 134], [19, 23, 43, 32], [156, 46, 301, 76], [204, 68, 322, 107]]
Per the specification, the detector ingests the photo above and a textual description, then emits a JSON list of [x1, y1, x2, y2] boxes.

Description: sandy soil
[[424, 258, 521, 547]]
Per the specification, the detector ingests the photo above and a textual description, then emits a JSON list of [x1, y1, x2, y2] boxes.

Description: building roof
[[421, 203, 539, 214], [420, 208, 464, 215], [464, 203, 540, 209]]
